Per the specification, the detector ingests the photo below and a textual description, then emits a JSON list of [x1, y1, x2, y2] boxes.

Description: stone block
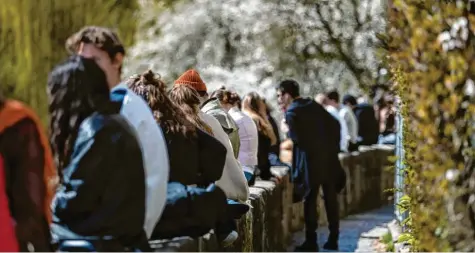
[[249, 187, 266, 252]]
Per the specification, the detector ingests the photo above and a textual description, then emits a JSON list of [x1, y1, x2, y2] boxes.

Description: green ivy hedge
[[388, 0, 475, 251]]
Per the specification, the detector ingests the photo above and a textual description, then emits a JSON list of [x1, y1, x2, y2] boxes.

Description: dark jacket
[[267, 113, 290, 168], [151, 182, 227, 239], [257, 131, 272, 180], [285, 98, 335, 202], [164, 128, 226, 186], [153, 126, 229, 239], [51, 113, 146, 250], [353, 103, 379, 146], [0, 118, 51, 251]]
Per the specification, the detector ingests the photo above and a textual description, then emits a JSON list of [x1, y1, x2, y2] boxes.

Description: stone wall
[[149, 145, 395, 252]]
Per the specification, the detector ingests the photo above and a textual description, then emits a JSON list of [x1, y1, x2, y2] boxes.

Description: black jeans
[[215, 219, 237, 241], [303, 183, 340, 243]]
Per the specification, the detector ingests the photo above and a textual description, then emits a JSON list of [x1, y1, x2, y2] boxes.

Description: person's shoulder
[[200, 112, 221, 129], [79, 113, 133, 139]]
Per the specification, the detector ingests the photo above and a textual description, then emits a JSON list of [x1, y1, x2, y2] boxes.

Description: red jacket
[[0, 154, 19, 251]]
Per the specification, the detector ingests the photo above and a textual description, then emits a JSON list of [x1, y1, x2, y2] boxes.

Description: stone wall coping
[[152, 145, 395, 252]]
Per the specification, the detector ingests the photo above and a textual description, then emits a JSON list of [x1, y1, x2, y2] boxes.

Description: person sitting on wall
[[48, 56, 149, 251], [127, 70, 229, 239]]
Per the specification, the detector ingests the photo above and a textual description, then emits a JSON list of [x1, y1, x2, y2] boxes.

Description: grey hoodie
[[201, 98, 240, 158]]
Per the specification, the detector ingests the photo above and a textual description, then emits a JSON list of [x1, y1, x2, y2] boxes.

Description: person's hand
[[271, 176, 284, 184], [280, 119, 289, 133]]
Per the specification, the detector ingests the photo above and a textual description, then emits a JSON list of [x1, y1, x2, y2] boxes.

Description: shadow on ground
[[288, 205, 394, 252]]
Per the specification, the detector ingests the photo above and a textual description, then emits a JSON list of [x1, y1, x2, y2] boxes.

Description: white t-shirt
[[339, 105, 358, 144], [111, 83, 169, 238], [228, 107, 258, 171], [326, 106, 349, 152]]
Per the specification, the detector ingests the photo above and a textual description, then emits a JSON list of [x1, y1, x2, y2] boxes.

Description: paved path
[[288, 205, 394, 252]]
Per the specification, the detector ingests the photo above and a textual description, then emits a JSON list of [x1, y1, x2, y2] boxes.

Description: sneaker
[[294, 241, 319, 252], [221, 230, 238, 247]]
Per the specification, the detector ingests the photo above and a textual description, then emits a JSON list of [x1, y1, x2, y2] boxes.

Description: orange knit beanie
[[174, 69, 207, 92]]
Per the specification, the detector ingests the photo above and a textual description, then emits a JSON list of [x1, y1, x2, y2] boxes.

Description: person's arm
[[285, 110, 300, 145], [5, 118, 50, 251]]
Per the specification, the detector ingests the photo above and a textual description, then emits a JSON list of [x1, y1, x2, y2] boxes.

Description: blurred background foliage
[[0, 0, 139, 124], [1, 0, 389, 124], [126, 0, 388, 101], [388, 0, 475, 251]]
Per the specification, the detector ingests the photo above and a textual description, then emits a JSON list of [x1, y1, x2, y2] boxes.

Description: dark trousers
[[303, 183, 340, 243]]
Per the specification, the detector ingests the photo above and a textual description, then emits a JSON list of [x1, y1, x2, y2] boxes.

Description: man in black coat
[[276, 80, 340, 251]]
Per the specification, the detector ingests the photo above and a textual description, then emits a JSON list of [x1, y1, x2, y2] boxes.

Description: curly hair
[[242, 92, 277, 145], [211, 88, 241, 106], [127, 70, 197, 137], [168, 85, 214, 135], [47, 55, 113, 172]]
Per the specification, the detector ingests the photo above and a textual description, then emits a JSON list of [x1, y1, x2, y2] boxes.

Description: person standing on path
[[66, 26, 169, 239], [277, 80, 340, 251]]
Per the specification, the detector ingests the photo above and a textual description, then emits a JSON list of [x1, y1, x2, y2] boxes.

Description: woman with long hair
[[127, 70, 226, 186], [211, 88, 258, 185], [127, 70, 228, 239], [242, 92, 277, 180], [170, 85, 249, 245], [169, 85, 248, 202], [48, 55, 148, 251]]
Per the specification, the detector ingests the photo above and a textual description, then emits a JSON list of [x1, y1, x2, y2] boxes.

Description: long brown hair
[[168, 85, 213, 135], [127, 70, 197, 137], [242, 92, 277, 145]]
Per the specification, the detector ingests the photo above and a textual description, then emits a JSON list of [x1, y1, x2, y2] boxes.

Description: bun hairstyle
[[127, 69, 197, 137], [211, 87, 241, 106]]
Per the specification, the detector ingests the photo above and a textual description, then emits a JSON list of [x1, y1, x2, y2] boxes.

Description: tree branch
[[315, 2, 366, 87]]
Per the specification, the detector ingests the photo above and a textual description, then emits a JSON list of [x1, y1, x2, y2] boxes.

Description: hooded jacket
[[201, 98, 240, 158]]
